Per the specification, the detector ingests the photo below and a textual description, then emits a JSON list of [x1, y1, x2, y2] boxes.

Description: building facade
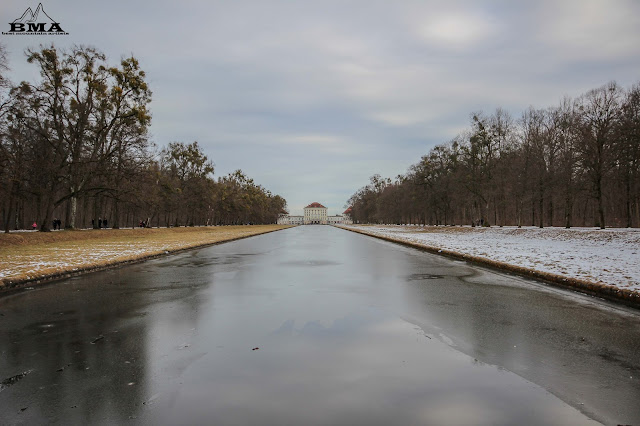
[[277, 203, 352, 225], [341, 207, 353, 224], [304, 202, 327, 224], [327, 215, 343, 225], [277, 214, 303, 225]]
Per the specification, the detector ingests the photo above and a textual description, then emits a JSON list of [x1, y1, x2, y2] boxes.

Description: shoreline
[[0, 225, 291, 295], [337, 225, 640, 309]]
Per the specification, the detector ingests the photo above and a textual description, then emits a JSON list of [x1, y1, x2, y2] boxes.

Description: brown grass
[[0, 225, 291, 289]]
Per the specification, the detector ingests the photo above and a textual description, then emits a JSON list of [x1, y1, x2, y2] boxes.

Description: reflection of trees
[[0, 281, 150, 422], [400, 266, 640, 422], [152, 252, 211, 329], [0, 260, 207, 423]]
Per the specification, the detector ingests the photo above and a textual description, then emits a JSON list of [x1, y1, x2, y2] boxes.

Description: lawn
[[0, 225, 290, 288]]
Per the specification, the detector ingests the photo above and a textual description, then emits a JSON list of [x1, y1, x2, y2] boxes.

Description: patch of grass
[[0, 225, 291, 287]]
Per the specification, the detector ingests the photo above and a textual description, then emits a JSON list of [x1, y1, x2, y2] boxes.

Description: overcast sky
[[2, 1, 639, 215]]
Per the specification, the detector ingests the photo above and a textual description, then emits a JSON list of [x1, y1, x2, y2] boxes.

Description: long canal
[[1, 226, 639, 424]]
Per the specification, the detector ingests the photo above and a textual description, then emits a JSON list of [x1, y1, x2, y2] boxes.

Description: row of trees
[[0, 44, 286, 232], [348, 81, 640, 228]]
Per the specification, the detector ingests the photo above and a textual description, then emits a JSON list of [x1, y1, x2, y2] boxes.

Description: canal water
[[1, 226, 639, 424]]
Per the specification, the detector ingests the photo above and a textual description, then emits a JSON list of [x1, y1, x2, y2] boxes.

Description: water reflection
[[399, 262, 640, 424], [0, 284, 149, 422], [0, 252, 209, 424], [1, 226, 638, 424], [144, 307, 596, 425]]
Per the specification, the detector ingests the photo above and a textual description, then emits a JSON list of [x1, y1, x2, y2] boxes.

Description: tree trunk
[[485, 202, 490, 226], [39, 192, 55, 232], [69, 194, 78, 229], [4, 194, 13, 233], [16, 199, 22, 230], [92, 196, 100, 229], [538, 179, 544, 228], [596, 174, 605, 229], [564, 190, 573, 229], [625, 173, 632, 228], [62, 198, 69, 229], [493, 198, 497, 227], [517, 199, 523, 228], [4, 181, 17, 233], [531, 197, 535, 227], [113, 197, 120, 229]]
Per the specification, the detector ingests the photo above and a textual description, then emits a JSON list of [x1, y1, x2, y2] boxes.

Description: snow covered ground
[[345, 225, 640, 293]]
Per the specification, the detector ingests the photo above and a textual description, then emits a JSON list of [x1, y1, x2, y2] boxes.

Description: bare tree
[[617, 84, 640, 227], [575, 82, 621, 229], [347, 80, 639, 230]]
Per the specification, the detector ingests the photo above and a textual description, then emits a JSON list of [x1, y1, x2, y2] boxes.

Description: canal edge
[[336, 225, 640, 310], [0, 226, 294, 297]]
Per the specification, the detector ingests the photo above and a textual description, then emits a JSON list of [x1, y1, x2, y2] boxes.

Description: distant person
[[57, 219, 62, 229], [103, 218, 108, 228], [32, 221, 37, 231], [91, 219, 95, 229], [98, 218, 102, 228]]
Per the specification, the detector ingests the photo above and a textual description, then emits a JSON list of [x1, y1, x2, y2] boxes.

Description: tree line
[[0, 44, 286, 232], [348, 81, 640, 229]]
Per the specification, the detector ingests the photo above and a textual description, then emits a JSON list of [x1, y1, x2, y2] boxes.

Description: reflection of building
[[304, 202, 327, 224], [277, 203, 352, 225]]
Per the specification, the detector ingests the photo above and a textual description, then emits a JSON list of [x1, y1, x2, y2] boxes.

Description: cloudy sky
[[2, 1, 639, 215]]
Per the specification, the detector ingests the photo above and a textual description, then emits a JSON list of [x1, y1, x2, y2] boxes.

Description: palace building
[[304, 202, 327, 224], [277, 214, 303, 225], [277, 203, 352, 225]]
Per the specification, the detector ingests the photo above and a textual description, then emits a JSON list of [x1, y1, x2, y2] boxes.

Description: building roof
[[343, 207, 352, 215], [305, 202, 326, 208]]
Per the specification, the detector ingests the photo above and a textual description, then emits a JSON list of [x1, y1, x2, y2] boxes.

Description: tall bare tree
[[347, 80, 639, 230], [575, 82, 621, 229]]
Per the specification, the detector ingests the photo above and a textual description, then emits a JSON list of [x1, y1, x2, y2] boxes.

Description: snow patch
[[347, 225, 640, 292]]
